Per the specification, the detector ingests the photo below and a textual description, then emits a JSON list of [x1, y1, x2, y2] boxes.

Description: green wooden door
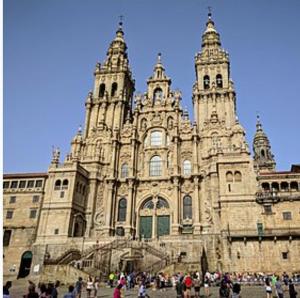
[[140, 216, 152, 239], [157, 216, 170, 237]]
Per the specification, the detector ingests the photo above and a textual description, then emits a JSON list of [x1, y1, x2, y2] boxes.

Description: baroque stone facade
[[3, 14, 300, 279]]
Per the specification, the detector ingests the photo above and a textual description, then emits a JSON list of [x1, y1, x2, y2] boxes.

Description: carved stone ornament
[[94, 188, 105, 226], [151, 183, 160, 196], [94, 211, 105, 226], [121, 125, 132, 138], [151, 113, 163, 126], [180, 122, 192, 135], [182, 181, 194, 193], [119, 184, 128, 196]]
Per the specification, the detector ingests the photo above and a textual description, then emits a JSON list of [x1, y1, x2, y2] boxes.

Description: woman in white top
[[86, 276, 94, 298]]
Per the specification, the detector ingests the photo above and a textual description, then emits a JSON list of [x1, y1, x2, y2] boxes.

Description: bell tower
[[193, 12, 236, 130], [84, 21, 135, 138], [253, 115, 276, 172]]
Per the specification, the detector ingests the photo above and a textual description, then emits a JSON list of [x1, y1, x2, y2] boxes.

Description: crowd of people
[[106, 270, 299, 298], [2, 270, 299, 297]]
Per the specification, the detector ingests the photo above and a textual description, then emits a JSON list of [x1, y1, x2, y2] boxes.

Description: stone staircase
[[43, 238, 172, 279]]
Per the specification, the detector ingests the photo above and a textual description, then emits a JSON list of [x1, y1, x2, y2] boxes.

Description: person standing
[[3, 281, 12, 298], [86, 276, 94, 298], [219, 280, 230, 298], [51, 280, 60, 298], [204, 273, 211, 297], [75, 277, 83, 298], [138, 281, 146, 298], [109, 272, 115, 288], [24, 283, 39, 298], [113, 284, 122, 298], [232, 282, 241, 298], [94, 277, 101, 298], [183, 273, 193, 298], [288, 279, 298, 298], [176, 277, 184, 298], [193, 277, 201, 298], [63, 285, 76, 298], [275, 276, 284, 298], [265, 278, 272, 298]]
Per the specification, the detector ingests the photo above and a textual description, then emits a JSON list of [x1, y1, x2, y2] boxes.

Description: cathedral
[[3, 13, 300, 281]]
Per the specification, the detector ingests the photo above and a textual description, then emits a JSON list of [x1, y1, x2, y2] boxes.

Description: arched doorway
[[139, 197, 170, 239], [18, 251, 32, 278]]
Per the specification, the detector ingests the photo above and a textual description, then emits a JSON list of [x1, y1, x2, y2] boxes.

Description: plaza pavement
[[8, 278, 300, 298]]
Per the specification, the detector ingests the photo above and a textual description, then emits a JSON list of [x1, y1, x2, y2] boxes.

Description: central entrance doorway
[[139, 197, 170, 239]]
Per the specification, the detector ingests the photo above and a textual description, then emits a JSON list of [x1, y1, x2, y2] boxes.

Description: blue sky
[[4, 0, 300, 173]]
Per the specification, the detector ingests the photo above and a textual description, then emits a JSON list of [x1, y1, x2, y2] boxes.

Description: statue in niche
[[204, 200, 213, 224]]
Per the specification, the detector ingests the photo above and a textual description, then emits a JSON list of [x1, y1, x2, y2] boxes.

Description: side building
[[3, 173, 47, 279]]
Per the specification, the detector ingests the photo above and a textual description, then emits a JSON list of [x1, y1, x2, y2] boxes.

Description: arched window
[[183, 196, 192, 220], [226, 171, 233, 182], [203, 75, 210, 89], [121, 163, 129, 178], [54, 180, 61, 190], [271, 182, 279, 191], [290, 181, 299, 191], [111, 82, 118, 97], [150, 131, 162, 146], [99, 83, 105, 97], [216, 74, 223, 88], [234, 171, 242, 182], [156, 197, 169, 209], [183, 160, 192, 176], [262, 183, 270, 191], [142, 199, 154, 209], [153, 87, 163, 101], [280, 182, 289, 191], [118, 198, 127, 222], [62, 179, 69, 189], [150, 155, 162, 176], [261, 149, 265, 157]]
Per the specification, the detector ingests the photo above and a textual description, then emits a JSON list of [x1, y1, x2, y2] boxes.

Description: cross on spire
[[207, 6, 212, 18], [119, 15, 124, 27]]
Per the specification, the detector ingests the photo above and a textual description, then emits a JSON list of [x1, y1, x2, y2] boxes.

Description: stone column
[[103, 180, 114, 236], [152, 196, 158, 239], [124, 179, 134, 235], [84, 102, 92, 139], [193, 176, 201, 234], [171, 177, 180, 235], [85, 178, 98, 237], [173, 135, 179, 175], [192, 128, 198, 174]]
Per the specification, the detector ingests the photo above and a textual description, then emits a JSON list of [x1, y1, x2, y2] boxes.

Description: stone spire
[[101, 20, 130, 72], [201, 12, 221, 49], [149, 53, 170, 82], [147, 53, 171, 103], [253, 115, 276, 172]]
